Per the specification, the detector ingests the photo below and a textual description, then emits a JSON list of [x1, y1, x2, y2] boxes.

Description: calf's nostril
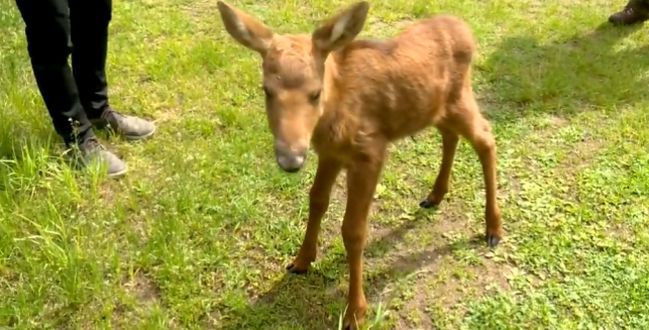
[[276, 153, 306, 173]]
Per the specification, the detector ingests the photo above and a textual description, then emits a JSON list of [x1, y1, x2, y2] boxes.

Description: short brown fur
[[217, 2, 503, 329]]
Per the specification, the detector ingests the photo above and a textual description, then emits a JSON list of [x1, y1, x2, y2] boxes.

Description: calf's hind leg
[[420, 127, 460, 208], [446, 95, 503, 247]]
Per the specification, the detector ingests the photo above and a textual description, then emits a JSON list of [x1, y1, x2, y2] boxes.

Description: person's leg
[[15, 0, 94, 145], [69, 0, 111, 119], [609, 0, 649, 25], [69, 0, 156, 141], [16, 0, 126, 177]]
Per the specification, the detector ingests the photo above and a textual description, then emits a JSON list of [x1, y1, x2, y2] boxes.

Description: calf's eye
[[309, 90, 321, 103]]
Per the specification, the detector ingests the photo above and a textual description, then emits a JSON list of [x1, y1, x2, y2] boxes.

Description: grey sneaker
[[78, 138, 128, 178], [93, 108, 156, 141]]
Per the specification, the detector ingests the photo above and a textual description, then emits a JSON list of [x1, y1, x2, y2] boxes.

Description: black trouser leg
[[15, 0, 94, 146], [69, 0, 113, 120], [629, 0, 649, 9]]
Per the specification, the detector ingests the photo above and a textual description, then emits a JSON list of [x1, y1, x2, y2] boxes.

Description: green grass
[[1, 0, 649, 328]]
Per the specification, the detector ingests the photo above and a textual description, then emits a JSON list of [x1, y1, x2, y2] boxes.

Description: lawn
[[1, 0, 648, 329]]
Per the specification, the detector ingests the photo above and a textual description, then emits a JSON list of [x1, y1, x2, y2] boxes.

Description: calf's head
[[217, 1, 369, 172]]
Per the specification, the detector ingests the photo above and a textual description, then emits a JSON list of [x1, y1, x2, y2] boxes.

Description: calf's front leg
[[341, 155, 385, 330], [287, 157, 342, 273]]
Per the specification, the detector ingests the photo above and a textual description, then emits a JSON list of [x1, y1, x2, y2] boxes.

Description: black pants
[[630, 0, 649, 7], [15, 0, 112, 145]]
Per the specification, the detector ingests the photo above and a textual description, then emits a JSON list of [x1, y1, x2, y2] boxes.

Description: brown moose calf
[[217, 2, 503, 328]]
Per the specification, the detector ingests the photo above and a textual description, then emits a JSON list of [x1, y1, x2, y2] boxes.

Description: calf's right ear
[[312, 1, 370, 55]]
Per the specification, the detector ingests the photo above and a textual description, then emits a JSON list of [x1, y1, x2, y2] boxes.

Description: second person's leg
[[69, 0, 155, 140], [69, 0, 111, 117]]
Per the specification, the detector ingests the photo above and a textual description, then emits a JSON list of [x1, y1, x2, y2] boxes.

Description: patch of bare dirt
[[152, 107, 183, 125], [560, 138, 602, 176], [123, 271, 160, 305], [359, 194, 512, 328], [555, 133, 603, 206], [110, 272, 165, 329]]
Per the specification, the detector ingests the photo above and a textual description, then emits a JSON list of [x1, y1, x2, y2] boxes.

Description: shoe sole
[[123, 125, 156, 141], [108, 167, 128, 178]]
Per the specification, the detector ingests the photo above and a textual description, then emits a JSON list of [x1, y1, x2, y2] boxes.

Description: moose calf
[[217, 1, 503, 328]]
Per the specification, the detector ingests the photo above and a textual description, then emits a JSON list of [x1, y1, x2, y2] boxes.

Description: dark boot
[[609, 0, 649, 25]]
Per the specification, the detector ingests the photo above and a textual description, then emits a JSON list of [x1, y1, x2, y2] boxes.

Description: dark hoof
[[286, 263, 308, 274], [419, 199, 438, 209], [486, 234, 501, 248]]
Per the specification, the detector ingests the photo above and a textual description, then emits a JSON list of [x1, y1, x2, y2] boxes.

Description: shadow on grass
[[216, 209, 484, 329], [480, 22, 649, 122]]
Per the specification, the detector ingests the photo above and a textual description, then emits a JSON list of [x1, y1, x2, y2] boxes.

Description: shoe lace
[[83, 137, 106, 152], [101, 108, 125, 121]]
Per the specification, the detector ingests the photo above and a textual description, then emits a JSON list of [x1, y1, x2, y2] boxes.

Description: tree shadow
[[216, 208, 485, 329], [479, 22, 649, 122]]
